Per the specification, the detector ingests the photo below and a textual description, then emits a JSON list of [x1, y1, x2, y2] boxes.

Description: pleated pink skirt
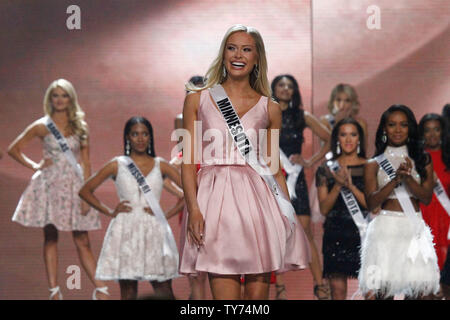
[[179, 164, 310, 275]]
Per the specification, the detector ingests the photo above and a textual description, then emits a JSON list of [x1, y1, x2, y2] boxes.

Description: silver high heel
[[92, 286, 110, 300], [49, 286, 63, 300]]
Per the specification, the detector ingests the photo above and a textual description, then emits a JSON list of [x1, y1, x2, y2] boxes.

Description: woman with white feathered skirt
[[359, 104, 440, 299]]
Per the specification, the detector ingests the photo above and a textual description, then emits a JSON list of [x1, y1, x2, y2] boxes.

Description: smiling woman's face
[[385, 111, 409, 146], [223, 31, 258, 78]]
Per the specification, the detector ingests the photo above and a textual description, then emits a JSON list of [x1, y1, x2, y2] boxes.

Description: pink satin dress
[[179, 90, 311, 275]]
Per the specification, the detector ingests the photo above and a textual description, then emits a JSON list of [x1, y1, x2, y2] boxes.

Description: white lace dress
[[95, 156, 179, 281]]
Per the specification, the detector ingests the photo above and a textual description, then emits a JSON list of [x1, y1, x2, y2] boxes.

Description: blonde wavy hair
[[43, 79, 88, 141], [327, 83, 361, 116], [186, 24, 271, 97]]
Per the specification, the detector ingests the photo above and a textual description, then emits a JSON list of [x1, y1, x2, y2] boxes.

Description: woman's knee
[[72, 231, 91, 248], [44, 224, 58, 243]]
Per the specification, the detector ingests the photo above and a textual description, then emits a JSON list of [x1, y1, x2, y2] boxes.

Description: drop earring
[[147, 141, 152, 155], [336, 141, 341, 155], [253, 64, 259, 78], [125, 140, 131, 156], [222, 65, 227, 78], [382, 132, 387, 143], [357, 141, 360, 154]]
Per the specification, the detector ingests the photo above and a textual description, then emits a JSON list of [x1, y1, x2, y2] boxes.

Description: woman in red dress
[[418, 113, 450, 279]]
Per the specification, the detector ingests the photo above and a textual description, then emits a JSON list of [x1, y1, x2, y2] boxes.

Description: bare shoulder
[[99, 157, 119, 179], [365, 158, 379, 170], [267, 98, 281, 115], [267, 99, 282, 126], [27, 117, 49, 137], [159, 157, 177, 175], [184, 91, 201, 110]]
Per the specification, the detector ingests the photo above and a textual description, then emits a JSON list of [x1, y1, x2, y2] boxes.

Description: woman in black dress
[[271, 75, 331, 299], [316, 118, 368, 299]]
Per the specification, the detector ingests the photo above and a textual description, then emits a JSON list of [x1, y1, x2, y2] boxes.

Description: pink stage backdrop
[[0, 0, 312, 300]]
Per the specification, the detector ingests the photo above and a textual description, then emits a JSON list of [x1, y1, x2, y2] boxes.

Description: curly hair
[[43, 79, 88, 142]]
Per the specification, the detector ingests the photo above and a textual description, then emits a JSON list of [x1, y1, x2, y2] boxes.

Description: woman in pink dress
[[7, 79, 108, 300], [179, 24, 310, 300]]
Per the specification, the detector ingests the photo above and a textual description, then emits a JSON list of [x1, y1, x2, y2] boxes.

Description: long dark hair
[[123, 116, 156, 156], [271, 74, 303, 109], [331, 117, 366, 159], [271, 74, 304, 133], [418, 113, 450, 170], [374, 105, 429, 179]]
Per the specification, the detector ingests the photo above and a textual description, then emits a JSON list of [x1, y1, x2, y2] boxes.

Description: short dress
[[280, 105, 310, 216], [358, 146, 440, 297], [12, 129, 101, 231], [179, 90, 311, 275], [316, 163, 368, 278], [95, 157, 179, 281]]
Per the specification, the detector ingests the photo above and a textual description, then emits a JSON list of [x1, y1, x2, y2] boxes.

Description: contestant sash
[[279, 149, 303, 200], [433, 175, 450, 239], [44, 116, 83, 179], [375, 153, 435, 263], [119, 156, 179, 261], [209, 85, 297, 234], [326, 159, 368, 240]]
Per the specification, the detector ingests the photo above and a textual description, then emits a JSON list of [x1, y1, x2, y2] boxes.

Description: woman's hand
[[80, 201, 90, 216], [331, 166, 350, 188], [187, 209, 205, 248], [144, 207, 154, 215], [395, 158, 413, 184], [289, 154, 311, 168], [33, 158, 53, 172], [110, 200, 132, 218]]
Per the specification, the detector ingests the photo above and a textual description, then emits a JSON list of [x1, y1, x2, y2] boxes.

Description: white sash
[[119, 156, 179, 262], [279, 149, 303, 200], [209, 85, 297, 235], [44, 116, 83, 179], [375, 153, 435, 263], [326, 160, 368, 240], [433, 175, 450, 239]]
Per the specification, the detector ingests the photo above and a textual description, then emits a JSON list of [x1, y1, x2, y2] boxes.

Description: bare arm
[[79, 160, 131, 218], [160, 159, 185, 219], [163, 156, 184, 198], [364, 160, 398, 211], [181, 91, 204, 247], [304, 111, 331, 166], [267, 99, 290, 198], [79, 136, 92, 182], [401, 158, 434, 205], [317, 167, 342, 215], [8, 120, 50, 171]]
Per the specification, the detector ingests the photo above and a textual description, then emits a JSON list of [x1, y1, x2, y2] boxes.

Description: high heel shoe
[[92, 286, 110, 300], [313, 284, 330, 300], [49, 286, 63, 300], [275, 284, 288, 300]]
